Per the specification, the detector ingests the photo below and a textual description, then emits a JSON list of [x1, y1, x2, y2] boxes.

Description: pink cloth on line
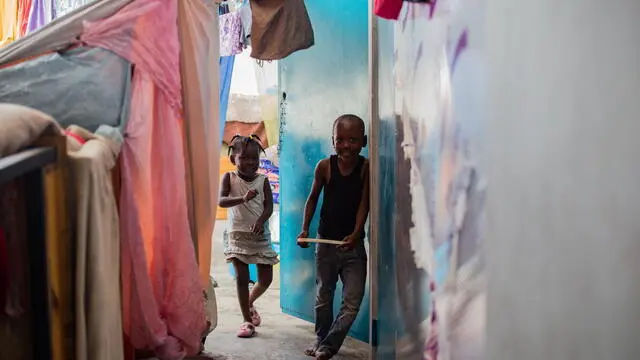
[[80, 1, 206, 359], [81, 0, 182, 110]]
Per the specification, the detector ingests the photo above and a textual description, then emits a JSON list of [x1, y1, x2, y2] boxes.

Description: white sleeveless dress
[[224, 172, 279, 265]]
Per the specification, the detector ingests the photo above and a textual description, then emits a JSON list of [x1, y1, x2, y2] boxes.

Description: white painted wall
[[486, 1, 640, 360]]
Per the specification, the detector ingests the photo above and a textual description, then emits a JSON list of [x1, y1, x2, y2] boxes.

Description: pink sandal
[[237, 322, 255, 338], [250, 306, 262, 327]]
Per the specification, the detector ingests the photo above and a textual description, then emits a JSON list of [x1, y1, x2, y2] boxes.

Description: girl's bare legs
[[232, 259, 253, 323], [249, 264, 273, 306]]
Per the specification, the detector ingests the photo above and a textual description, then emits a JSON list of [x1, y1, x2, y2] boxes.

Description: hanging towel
[[0, 0, 18, 47], [249, 0, 314, 61]]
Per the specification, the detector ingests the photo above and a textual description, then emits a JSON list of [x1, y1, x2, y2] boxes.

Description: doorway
[[203, 47, 369, 359]]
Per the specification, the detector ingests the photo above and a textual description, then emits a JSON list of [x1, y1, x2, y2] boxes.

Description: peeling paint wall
[[375, 1, 487, 359], [375, 15, 400, 360]]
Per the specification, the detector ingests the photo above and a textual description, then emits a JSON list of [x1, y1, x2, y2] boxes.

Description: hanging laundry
[[0, 0, 18, 47], [27, 0, 56, 34], [238, 0, 251, 47], [80, 1, 207, 357], [177, 0, 223, 302], [17, 0, 32, 37], [374, 0, 403, 20], [55, 0, 95, 18], [405, 0, 437, 20], [219, 55, 235, 127], [65, 125, 124, 360], [249, 0, 314, 61], [219, 10, 243, 56]]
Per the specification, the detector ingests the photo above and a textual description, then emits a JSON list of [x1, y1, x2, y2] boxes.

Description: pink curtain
[[80, 1, 205, 358]]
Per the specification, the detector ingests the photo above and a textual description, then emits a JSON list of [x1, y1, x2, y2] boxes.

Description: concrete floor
[[202, 221, 369, 360]]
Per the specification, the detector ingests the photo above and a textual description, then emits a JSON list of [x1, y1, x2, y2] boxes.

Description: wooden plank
[[35, 135, 72, 360], [296, 238, 346, 246], [0, 147, 56, 185]]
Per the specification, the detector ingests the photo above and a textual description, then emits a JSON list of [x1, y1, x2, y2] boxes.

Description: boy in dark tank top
[[297, 114, 370, 360]]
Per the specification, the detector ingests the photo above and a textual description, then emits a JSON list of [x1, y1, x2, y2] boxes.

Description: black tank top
[[318, 155, 366, 240]]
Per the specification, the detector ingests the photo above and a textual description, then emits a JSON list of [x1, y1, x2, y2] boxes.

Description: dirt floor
[[202, 221, 369, 360]]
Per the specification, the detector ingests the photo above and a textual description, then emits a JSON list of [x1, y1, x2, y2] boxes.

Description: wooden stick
[[297, 238, 346, 245]]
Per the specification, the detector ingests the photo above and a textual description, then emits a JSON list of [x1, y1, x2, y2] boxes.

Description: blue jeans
[[314, 242, 367, 356]]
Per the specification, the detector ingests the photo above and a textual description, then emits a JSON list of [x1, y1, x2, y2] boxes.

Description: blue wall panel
[[279, 0, 370, 343]]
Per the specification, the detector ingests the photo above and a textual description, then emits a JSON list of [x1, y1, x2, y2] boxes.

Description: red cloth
[[17, 0, 32, 38], [65, 130, 87, 145], [374, 0, 403, 20]]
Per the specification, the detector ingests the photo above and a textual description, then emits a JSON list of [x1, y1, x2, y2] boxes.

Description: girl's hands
[[251, 219, 265, 234], [243, 189, 258, 203]]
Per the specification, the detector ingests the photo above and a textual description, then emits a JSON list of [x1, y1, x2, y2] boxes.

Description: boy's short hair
[[333, 114, 365, 134]]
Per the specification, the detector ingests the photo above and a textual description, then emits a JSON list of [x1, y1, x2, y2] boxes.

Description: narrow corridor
[[202, 224, 369, 360]]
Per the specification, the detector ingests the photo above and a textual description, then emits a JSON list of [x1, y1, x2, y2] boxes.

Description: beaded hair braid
[[227, 134, 266, 156]]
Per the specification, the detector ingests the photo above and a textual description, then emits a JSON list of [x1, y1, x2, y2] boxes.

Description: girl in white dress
[[219, 135, 279, 338]]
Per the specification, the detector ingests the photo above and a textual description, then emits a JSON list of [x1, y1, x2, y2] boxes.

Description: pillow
[[0, 103, 61, 157]]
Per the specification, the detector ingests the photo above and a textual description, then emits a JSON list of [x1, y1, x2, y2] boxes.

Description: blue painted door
[[278, 0, 370, 343]]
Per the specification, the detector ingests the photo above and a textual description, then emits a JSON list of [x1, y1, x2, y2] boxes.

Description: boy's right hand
[[297, 230, 310, 248], [243, 189, 258, 202]]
